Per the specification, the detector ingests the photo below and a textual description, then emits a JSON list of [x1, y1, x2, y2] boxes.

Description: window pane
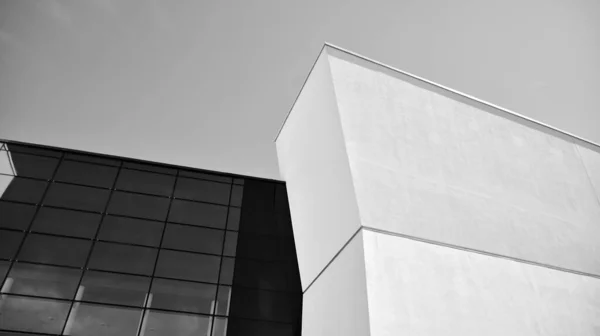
[[0, 202, 36, 230], [0, 260, 10, 284], [212, 317, 228, 336], [236, 233, 280, 261], [168, 200, 227, 229], [225, 318, 294, 336], [80, 271, 150, 307], [65, 153, 120, 167], [142, 310, 211, 336], [116, 169, 175, 196], [215, 286, 232, 316], [155, 250, 220, 283], [4, 144, 61, 158], [32, 207, 101, 238], [233, 178, 244, 185], [122, 162, 176, 175], [230, 185, 243, 207], [223, 232, 237, 257], [65, 303, 142, 336], [219, 257, 234, 285], [0, 295, 70, 334], [18, 234, 91, 267], [149, 278, 216, 314], [107, 192, 170, 221], [2, 263, 81, 299], [228, 287, 300, 323], [174, 177, 230, 205], [44, 183, 110, 212], [9, 153, 59, 180], [162, 224, 223, 255], [88, 242, 157, 276], [231, 259, 288, 291], [226, 207, 240, 231], [98, 215, 163, 247], [179, 170, 232, 183], [0, 230, 24, 260], [0, 177, 47, 204], [55, 160, 118, 188]]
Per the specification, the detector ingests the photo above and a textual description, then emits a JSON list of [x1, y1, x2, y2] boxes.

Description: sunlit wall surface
[[0, 142, 302, 336]]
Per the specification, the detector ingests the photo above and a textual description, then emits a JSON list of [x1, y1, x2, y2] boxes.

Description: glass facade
[[0, 142, 302, 336]]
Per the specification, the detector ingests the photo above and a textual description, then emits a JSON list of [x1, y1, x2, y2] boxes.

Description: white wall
[[326, 47, 600, 276], [302, 231, 370, 336], [275, 49, 362, 290], [362, 229, 600, 336]]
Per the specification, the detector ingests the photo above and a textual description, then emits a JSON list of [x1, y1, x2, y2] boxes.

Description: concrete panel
[[276, 48, 362, 290], [363, 230, 600, 336], [303, 230, 370, 336], [326, 48, 600, 275], [577, 144, 600, 206]]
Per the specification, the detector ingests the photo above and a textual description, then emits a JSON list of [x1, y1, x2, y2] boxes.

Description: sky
[[0, 0, 598, 179]]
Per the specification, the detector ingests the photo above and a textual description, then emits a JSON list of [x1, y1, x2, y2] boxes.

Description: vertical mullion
[[0, 151, 65, 301], [135, 170, 179, 336], [209, 181, 235, 336], [59, 160, 124, 335]]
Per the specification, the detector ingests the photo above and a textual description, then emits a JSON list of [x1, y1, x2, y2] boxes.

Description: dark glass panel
[[226, 207, 240, 231], [65, 153, 120, 167], [0, 260, 9, 285], [155, 250, 220, 283], [232, 259, 288, 291], [149, 278, 216, 314], [274, 184, 294, 237], [226, 318, 294, 336], [236, 233, 280, 261], [162, 224, 223, 255], [174, 177, 230, 205], [219, 257, 234, 286], [179, 170, 232, 183], [88, 242, 157, 276], [65, 303, 142, 336], [233, 178, 244, 185], [168, 200, 227, 229], [32, 207, 101, 238], [55, 160, 118, 188], [142, 310, 211, 336], [44, 183, 110, 212], [80, 271, 150, 307], [116, 169, 175, 197], [18, 234, 91, 267], [122, 161, 176, 175], [215, 286, 232, 316], [229, 287, 301, 323], [9, 153, 59, 179], [238, 180, 276, 235], [2, 263, 81, 299], [0, 177, 47, 204], [223, 232, 237, 257], [0, 202, 36, 230], [0, 295, 70, 334], [98, 215, 163, 247], [230, 185, 243, 207], [4, 144, 61, 158], [107, 192, 170, 221], [0, 230, 24, 260]]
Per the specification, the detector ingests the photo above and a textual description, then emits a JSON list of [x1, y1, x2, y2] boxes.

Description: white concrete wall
[[302, 231, 370, 336], [362, 229, 600, 336], [275, 49, 362, 290], [326, 47, 600, 276]]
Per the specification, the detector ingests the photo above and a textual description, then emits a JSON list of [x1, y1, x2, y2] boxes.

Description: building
[[2, 43, 600, 335]]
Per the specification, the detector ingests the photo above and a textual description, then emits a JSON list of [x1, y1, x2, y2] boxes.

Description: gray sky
[[0, 0, 598, 179]]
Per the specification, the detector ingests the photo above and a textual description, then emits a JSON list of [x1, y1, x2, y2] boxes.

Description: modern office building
[[1, 44, 600, 336]]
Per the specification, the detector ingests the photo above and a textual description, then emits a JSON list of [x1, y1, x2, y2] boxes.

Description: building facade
[[0, 142, 302, 336]]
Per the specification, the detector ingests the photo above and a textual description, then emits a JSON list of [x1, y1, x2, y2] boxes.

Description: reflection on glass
[[80, 271, 150, 307], [211, 317, 228, 336], [155, 250, 220, 283], [150, 278, 216, 314], [98, 216, 163, 247], [0, 150, 12, 176], [18, 234, 91, 267], [168, 200, 228, 229], [215, 286, 231, 316], [226, 208, 240, 231], [174, 178, 230, 205], [0, 177, 47, 204], [0, 295, 70, 334], [142, 310, 211, 336], [44, 183, 110, 212], [162, 224, 223, 255], [55, 160, 118, 188], [230, 185, 243, 207], [64, 302, 142, 336], [0, 260, 9, 285], [219, 257, 234, 286], [116, 169, 175, 197], [223, 232, 237, 257], [32, 207, 101, 239], [88, 242, 157, 276], [0, 202, 36, 230], [2, 263, 81, 299], [9, 153, 59, 180], [0, 230, 24, 260]]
